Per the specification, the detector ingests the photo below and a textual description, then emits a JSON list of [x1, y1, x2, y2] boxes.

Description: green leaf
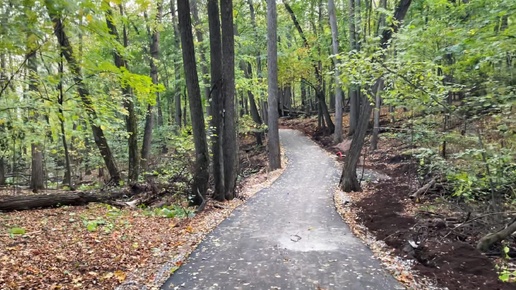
[[86, 221, 98, 232], [8, 227, 25, 235]]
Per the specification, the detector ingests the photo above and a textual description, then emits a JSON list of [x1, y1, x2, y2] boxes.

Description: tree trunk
[[267, 0, 281, 171], [477, 219, 516, 252], [369, 0, 387, 151], [340, 0, 413, 192], [30, 144, 44, 191], [0, 158, 5, 186], [142, 2, 163, 173], [177, 0, 210, 205], [0, 189, 135, 212], [221, 0, 238, 200], [46, 2, 121, 184], [370, 80, 384, 150], [27, 40, 45, 191], [247, 0, 266, 145], [329, 0, 343, 143], [340, 94, 371, 191], [58, 55, 72, 188], [239, 62, 263, 145], [170, 0, 183, 130], [105, 3, 140, 183], [348, 0, 360, 136], [207, 0, 225, 201], [190, 0, 211, 103]]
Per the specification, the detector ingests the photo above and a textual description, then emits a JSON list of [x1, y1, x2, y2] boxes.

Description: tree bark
[[0, 189, 135, 212], [340, 0, 412, 192], [348, 0, 359, 135], [267, 0, 281, 170], [221, 0, 238, 200], [370, 80, 384, 150], [57, 54, 72, 187], [141, 2, 163, 173], [170, 0, 183, 129], [105, 3, 139, 183], [46, 2, 121, 184], [477, 219, 516, 252], [177, 0, 210, 205], [207, 0, 225, 201], [328, 0, 343, 143], [27, 42, 45, 191], [370, 0, 387, 151], [247, 0, 265, 144], [190, 0, 211, 104]]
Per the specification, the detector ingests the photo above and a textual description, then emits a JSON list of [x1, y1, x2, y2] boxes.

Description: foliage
[[143, 204, 194, 219]]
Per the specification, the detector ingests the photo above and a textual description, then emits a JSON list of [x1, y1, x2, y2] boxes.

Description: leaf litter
[[0, 146, 286, 290]]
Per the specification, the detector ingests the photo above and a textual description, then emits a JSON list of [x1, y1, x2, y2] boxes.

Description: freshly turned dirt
[[355, 181, 415, 249], [280, 117, 516, 290]]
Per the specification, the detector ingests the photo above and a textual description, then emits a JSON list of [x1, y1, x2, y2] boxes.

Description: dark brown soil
[[280, 117, 516, 290]]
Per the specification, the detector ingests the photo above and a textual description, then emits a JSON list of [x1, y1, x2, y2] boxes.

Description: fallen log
[[0, 189, 135, 212], [477, 218, 516, 252], [409, 178, 436, 200]]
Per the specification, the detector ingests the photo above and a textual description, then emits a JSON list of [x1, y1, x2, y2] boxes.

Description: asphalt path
[[162, 129, 404, 290]]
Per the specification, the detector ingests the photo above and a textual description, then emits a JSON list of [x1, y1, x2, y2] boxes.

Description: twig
[[443, 212, 516, 239], [409, 177, 437, 199]]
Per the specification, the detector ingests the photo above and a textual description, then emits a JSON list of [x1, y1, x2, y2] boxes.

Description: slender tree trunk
[[370, 80, 384, 150], [170, 0, 183, 130], [247, 0, 265, 136], [240, 62, 263, 145], [30, 144, 44, 191], [207, 0, 225, 201], [267, 0, 281, 170], [46, 2, 121, 184], [348, 0, 359, 135], [221, 0, 238, 200], [329, 0, 344, 143], [0, 52, 6, 185], [27, 36, 44, 191], [190, 0, 211, 105], [340, 0, 412, 192], [105, 3, 140, 183], [58, 55, 72, 187], [141, 2, 163, 173], [177, 0, 210, 204], [370, 0, 387, 150]]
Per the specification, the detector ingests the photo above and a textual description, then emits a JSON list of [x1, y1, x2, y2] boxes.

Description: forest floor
[[280, 116, 516, 290], [0, 136, 283, 290]]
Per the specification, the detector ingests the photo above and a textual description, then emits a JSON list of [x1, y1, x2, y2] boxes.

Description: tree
[[104, 2, 139, 183], [267, 0, 281, 170], [340, 0, 413, 192], [190, 0, 210, 103], [328, 0, 344, 143], [348, 0, 360, 136], [27, 47, 44, 191], [221, 0, 238, 200], [284, 2, 335, 133], [45, 1, 121, 184], [170, 0, 183, 129], [177, 0, 209, 205], [207, 0, 225, 201], [370, 0, 388, 151], [141, 2, 163, 173]]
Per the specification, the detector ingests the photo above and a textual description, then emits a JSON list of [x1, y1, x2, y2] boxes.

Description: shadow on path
[[162, 129, 404, 290]]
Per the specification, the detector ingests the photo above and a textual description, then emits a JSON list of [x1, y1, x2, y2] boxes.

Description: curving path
[[162, 129, 404, 290]]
